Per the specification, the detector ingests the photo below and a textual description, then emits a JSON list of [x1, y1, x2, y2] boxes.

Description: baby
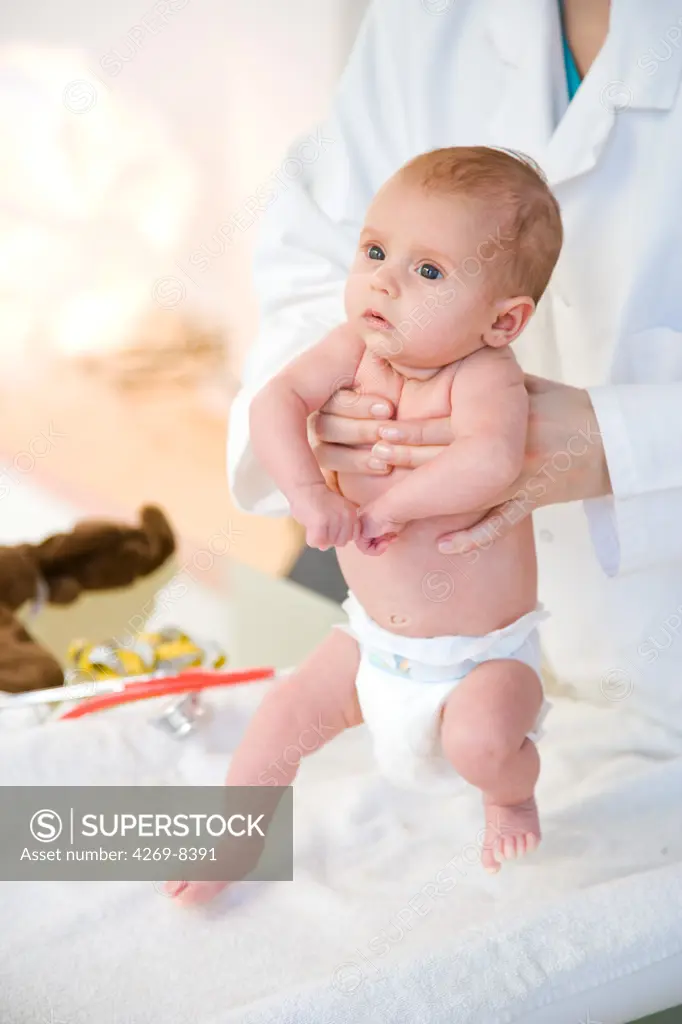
[[170, 146, 563, 903]]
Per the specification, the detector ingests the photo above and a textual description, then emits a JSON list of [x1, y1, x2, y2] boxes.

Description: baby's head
[[345, 146, 563, 378]]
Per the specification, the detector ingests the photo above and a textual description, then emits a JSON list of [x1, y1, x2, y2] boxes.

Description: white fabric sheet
[[2, 678, 682, 1024]]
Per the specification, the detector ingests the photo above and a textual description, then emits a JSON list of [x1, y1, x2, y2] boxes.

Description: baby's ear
[[483, 296, 535, 347]]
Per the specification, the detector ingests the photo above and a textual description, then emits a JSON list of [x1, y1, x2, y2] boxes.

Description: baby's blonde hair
[[398, 146, 563, 303]]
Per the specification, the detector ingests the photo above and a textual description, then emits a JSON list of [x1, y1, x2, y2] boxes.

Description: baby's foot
[[481, 796, 541, 874], [163, 879, 230, 905], [164, 831, 265, 905]]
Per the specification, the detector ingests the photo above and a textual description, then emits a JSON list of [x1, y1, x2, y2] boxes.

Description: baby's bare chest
[[353, 352, 456, 420]]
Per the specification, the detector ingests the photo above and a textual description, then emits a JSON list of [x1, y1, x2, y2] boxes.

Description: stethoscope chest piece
[[151, 691, 207, 738]]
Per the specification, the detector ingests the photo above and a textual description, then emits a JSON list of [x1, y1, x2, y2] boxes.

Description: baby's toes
[[523, 831, 540, 855], [163, 880, 188, 897], [490, 835, 508, 864], [481, 843, 501, 874], [515, 833, 529, 857], [501, 836, 518, 860], [171, 880, 230, 905]]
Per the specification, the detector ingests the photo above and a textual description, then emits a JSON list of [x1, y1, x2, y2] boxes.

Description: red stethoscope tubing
[[58, 667, 277, 720]]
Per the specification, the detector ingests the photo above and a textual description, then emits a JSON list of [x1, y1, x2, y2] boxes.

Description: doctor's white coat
[[227, 0, 682, 730]]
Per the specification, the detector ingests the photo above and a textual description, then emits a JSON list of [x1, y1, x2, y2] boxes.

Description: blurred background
[[0, 0, 368, 589]]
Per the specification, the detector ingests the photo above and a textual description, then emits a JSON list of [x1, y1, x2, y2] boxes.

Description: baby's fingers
[[355, 532, 397, 556], [306, 522, 331, 551], [337, 508, 359, 548]]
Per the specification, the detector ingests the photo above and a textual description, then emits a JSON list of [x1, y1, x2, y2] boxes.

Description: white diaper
[[335, 592, 552, 792]]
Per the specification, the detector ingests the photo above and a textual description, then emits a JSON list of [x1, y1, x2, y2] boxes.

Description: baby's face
[[345, 177, 502, 378]]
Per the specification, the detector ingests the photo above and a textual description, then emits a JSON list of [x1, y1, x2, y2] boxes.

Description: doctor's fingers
[[319, 390, 395, 419], [367, 442, 448, 470], [314, 442, 394, 475], [311, 413, 386, 446], [436, 502, 524, 556], [317, 389, 393, 417], [313, 412, 453, 447], [374, 417, 454, 446]]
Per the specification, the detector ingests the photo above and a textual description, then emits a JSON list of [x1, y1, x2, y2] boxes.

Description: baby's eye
[[417, 263, 443, 280], [366, 244, 385, 261]]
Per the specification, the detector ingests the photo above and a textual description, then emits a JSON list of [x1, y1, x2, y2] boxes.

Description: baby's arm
[[360, 348, 527, 539], [249, 324, 366, 549]]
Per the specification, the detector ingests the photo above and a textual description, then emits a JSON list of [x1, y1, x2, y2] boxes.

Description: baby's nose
[[371, 265, 399, 297]]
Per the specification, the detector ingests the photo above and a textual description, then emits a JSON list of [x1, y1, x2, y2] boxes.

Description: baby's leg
[[170, 628, 362, 904], [440, 659, 543, 874]]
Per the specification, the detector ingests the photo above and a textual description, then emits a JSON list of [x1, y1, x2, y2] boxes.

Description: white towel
[[1, 681, 682, 1024]]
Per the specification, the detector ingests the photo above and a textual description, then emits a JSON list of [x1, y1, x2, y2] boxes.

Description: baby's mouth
[[362, 309, 394, 331]]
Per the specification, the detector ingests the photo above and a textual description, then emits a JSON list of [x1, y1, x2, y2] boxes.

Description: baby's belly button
[[387, 611, 411, 628]]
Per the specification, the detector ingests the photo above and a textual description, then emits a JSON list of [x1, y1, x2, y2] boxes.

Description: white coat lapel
[[484, 0, 559, 166], [483, 0, 682, 187], [545, 0, 682, 185], [484, 0, 603, 184]]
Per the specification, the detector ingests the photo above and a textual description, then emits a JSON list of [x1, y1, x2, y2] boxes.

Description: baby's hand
[[356, 502, 405, 557], [289, 483, 360, 551]]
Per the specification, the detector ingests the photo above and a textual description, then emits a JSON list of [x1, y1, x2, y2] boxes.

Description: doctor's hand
[[310, 376, 611, 554], [310, 390, 454, 476], [436, 375, 612, 555]]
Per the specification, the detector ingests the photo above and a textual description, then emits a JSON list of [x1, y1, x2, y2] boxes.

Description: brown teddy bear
[[0, 505, 175, 693]]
